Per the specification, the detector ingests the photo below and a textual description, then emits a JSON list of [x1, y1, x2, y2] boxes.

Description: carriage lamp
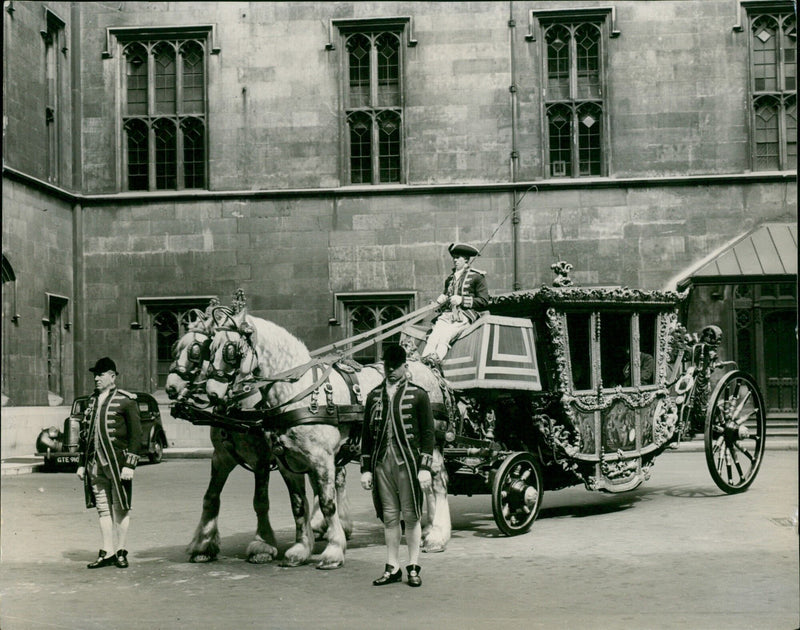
[[445, 429, 456, 443]]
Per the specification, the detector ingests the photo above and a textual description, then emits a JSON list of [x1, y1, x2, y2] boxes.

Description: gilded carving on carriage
[[599, 449, 641, 483]]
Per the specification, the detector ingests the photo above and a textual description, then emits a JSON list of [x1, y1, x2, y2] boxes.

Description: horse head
[[206, 306, 260, 405], [165, 307, 217, 400]]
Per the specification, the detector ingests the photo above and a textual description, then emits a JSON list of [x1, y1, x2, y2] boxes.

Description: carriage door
[[597, 311, 658, 453]]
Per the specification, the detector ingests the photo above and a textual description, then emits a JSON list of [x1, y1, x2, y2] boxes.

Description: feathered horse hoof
[[422, 543, 445, 553], [315, 559, 344, 570], [189, 553, 217, 563]]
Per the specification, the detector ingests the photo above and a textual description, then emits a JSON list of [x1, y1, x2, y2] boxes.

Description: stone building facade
[[2, 1, 796, 414]]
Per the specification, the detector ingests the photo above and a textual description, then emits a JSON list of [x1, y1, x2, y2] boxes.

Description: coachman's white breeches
[[422, 313, 469, 361]]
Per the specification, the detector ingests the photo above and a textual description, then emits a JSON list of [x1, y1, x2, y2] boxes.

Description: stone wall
[[74, 1, 764, 192], [76, 180, 795, 393], [1, 179, 75, 406], [2, 1, 796, 404], [2, 0, 74, 186]]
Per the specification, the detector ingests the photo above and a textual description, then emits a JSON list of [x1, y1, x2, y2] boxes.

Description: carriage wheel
[[704, 370, 766, 494], [490, 451, 543, 536]]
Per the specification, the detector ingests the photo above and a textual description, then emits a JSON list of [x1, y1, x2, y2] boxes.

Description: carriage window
[[638, 313, 656, 386], [600, 313, 631, 388], [567, 313, 592, 390]]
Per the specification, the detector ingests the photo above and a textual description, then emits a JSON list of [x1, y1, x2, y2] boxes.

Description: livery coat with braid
[[360, 375, 435, 523], [81, 387, 142, 511]]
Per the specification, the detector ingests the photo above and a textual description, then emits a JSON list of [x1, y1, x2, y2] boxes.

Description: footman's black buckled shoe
[[372, 564, 402, 586], [406, 564, 422, 587], [87, 550, 116, 569], [115, 549, 129, 569]]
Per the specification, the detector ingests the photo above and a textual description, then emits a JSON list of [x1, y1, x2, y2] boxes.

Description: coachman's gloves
[[120, 467, 134, 481], [449, 295, 463, 306], [436, 294, 448, 305], [360, 471, 373, 490]]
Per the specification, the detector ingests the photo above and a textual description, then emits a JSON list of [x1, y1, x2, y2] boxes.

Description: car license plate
[[56, 455, 79, 464]]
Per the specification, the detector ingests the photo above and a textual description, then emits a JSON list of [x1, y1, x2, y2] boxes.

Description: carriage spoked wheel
[[704, 370, 766, 494], [490, 451, 543, 536]]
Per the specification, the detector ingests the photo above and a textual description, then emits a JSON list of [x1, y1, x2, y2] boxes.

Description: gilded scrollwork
[[544, 307, 572, 392], [656, 311, 679, 385], [651, 397, 678, 447], [566, 388, 664, 413], [491, 285, 688, 310], [534, 413, 581, 474], [600, 449, 640, 482]]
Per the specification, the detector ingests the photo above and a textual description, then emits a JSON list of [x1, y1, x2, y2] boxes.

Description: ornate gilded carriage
[[436, 277, 766, 535]]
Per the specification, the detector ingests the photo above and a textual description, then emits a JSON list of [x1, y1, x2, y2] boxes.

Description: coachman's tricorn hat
[[89, 356, 117, 375], [448, 242, 480, 258]]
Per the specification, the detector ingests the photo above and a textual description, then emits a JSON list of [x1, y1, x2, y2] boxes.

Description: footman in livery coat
[[76, 357, 142, 569], [360, 345, 435, 587]]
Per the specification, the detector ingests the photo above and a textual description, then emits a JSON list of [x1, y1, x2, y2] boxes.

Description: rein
[[310, 302, 438, 358]]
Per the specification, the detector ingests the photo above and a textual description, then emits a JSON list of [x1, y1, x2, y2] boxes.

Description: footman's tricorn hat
[[448, 242, 480, 258], [89, 356, 117, 375]]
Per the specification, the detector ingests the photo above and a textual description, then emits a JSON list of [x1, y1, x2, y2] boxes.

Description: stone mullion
[[176, 46, 185, 190], [147, 43, 157, 191], [370, 35, 380, 184], [569, 26, 579, 177]]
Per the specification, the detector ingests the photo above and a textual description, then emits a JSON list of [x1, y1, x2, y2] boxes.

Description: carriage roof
[[487, 285, 687, 318]]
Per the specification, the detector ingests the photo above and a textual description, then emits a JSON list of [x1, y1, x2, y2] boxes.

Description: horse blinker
[[223, 341, 241, 365]]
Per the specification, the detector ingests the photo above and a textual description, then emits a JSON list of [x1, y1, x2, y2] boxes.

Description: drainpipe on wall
[[70, 1, 85, 395], [509, 1, 521, 290]]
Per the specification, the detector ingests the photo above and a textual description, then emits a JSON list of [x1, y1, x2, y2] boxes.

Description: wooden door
[[762, 309, 798, 413]]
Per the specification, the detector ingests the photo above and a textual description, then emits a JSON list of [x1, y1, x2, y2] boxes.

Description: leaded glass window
[[749, 8, 797, 171], [342, 27, 405, 184], [542, 19, 607, 178], [337, 294, 415, 365], [120, 35, 208, 190]]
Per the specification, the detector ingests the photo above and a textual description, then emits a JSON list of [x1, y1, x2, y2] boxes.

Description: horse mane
[[243, 314, 314, 409], [247, 314, 311, 373]]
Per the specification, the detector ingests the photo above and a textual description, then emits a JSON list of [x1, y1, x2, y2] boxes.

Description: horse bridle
[[169, 330, 212, 381], [208, 327, 257, 385]]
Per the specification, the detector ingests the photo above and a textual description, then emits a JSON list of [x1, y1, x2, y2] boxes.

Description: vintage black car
[[35, 392, 168, 470]]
